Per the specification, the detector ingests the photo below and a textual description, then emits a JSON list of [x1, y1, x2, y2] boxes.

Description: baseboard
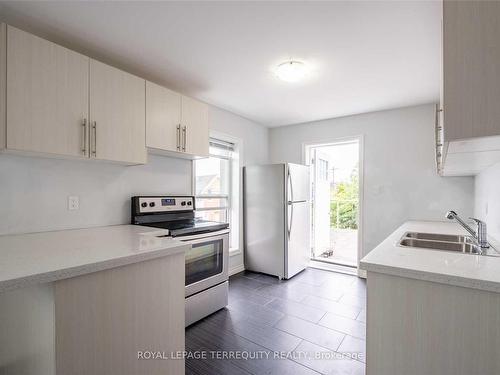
[[229, 264, 245, 276]]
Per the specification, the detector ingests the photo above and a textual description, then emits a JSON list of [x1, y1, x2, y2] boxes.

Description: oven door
[[180, 229, 229, 298]]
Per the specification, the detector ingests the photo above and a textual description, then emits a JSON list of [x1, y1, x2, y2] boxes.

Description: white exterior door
[[312, 149, 331, 258]]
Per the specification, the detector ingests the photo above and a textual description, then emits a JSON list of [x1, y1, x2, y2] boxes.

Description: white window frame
[[192, 131, 242, 255]]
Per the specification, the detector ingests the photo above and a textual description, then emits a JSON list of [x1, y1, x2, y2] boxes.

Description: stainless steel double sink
[[399, 231, 482, 255]]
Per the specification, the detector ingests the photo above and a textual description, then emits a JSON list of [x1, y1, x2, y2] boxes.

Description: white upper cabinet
[[0, 24, 6, 150], [443, 0, 500, 142], [0, 23, 207, 164], [89, 59, 147, 165], [146, 81, 182, 153], [439, 1, 500, 176], [181, 95, 209, 158], [5, 25, 89, 157], [146, 81, 210, 159]]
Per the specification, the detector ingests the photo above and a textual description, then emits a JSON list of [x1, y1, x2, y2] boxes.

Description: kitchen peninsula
[[0, 225, 188, 375]]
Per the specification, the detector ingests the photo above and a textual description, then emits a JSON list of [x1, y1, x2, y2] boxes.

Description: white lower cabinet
[[90, 60, 147, 165]]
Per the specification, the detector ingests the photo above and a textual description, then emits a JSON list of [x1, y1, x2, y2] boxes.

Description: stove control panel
[[136, 196, 194, 214]]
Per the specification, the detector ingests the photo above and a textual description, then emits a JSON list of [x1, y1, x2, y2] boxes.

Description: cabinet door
[[146, 81, 181, 152], [90, 59, 147, 164], [181, 96, 209, 157], [443, 1, 500, 141], [6, 26, 89, 157]]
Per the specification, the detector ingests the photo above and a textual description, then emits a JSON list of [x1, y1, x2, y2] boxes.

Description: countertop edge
[[0, 244, 188, 293], [360, 220, 500, 293], [360, 260, 500, 294]]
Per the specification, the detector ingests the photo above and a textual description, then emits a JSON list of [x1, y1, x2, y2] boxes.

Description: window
[[194, 137, 240, 251]]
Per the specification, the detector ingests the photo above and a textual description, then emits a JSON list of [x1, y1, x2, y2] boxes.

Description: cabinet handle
[[92, 121, 97, 156], [182, 126, 187, 152], [435, 105, 443, 173], [81, 118, 87, 155], [176, 124, 181, 151]]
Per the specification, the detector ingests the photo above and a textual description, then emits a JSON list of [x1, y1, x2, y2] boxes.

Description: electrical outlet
[[68, 196, 79, 210]]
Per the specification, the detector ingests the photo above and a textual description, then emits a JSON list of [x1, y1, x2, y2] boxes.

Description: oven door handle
[[176, 229, 230, 242]]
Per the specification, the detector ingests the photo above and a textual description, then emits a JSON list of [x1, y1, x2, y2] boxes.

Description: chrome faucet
[[445, 210, 489, 250]]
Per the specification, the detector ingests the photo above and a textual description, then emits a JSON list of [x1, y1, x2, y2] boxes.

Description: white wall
[[270, 104, 474, 258], [0, 154, 192, 235], [209, 106, 269, 273], [0, 105, 268, 274], [474, 162, 500, 244]]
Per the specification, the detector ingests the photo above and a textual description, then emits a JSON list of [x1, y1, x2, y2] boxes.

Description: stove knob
[[149, 202, 155, 207], [141, 202, 147, 208], [187, 201, 192, 206], [181, 201, 186, 206]]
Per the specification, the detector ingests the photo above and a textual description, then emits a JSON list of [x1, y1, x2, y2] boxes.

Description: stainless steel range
[[131, 195, 229, 326]]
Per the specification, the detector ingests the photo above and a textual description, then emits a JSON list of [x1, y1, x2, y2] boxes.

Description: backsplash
[[475, 161, 500, 243], [0, 154, 192, 235]]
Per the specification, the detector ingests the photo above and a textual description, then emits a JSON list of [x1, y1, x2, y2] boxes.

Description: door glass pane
[[311, 141, 359, 267], [185, 239, 223, 285], [195, 157, 230, 195]]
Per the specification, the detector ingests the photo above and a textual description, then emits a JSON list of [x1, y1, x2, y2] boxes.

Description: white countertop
[[0, 225, 188, 293], [360, 221, 500, 293]]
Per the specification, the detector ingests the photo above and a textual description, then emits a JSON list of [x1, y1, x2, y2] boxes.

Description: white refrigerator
[[244, 163, 311, 279]]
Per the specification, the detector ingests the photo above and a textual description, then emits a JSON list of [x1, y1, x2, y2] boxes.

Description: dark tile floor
[[186, 268, 366, 375]]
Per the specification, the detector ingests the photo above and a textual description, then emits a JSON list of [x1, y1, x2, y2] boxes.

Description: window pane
[[195, 157, 230, 195], [195, 209, 228, 223], [196, 197, 228, 209], [209, 141, 234, 158]]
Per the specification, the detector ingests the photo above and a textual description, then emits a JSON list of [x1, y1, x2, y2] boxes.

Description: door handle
[[91, 121, 97, 156], [176, 124, 181, 151], [287, 202, 294, 239], [81, 118, 87, 155], [287, 168, 294, 203], [435, 104, 443, 173], [182, 126, 187, 152]]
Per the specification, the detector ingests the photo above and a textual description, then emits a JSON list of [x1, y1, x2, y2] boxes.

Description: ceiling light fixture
[[275, 60, 308, 83]]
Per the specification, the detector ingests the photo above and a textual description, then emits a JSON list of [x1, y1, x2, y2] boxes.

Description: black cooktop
[[144, 218, 229, 237]]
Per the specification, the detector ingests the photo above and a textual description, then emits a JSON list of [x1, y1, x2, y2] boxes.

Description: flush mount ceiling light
[[275, 60, 309, 83]]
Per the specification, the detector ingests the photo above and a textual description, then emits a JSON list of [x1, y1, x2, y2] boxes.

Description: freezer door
[[244, 164, 286, 278], [285, 200, 311, 278], [287, 163, 310, 203]]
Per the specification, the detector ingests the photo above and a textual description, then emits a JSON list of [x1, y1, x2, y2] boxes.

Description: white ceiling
[[0, 1, 441, 127]]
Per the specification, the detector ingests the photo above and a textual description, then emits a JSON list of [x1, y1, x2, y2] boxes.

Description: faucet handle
[[469, 217, 485, 226], [469, 218, 489, 248]]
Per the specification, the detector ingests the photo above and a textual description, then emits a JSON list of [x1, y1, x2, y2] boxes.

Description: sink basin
[[403, 231, 470, 243], [399, 232, 500, 257], [399, 238, 481, 254]]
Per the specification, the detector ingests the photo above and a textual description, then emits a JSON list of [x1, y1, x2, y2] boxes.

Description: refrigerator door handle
[[287, 167, 294, 202], [287, 201, 294, 239]]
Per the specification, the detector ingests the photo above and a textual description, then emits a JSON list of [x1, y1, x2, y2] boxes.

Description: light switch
[[68, 196, 79, 210]]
